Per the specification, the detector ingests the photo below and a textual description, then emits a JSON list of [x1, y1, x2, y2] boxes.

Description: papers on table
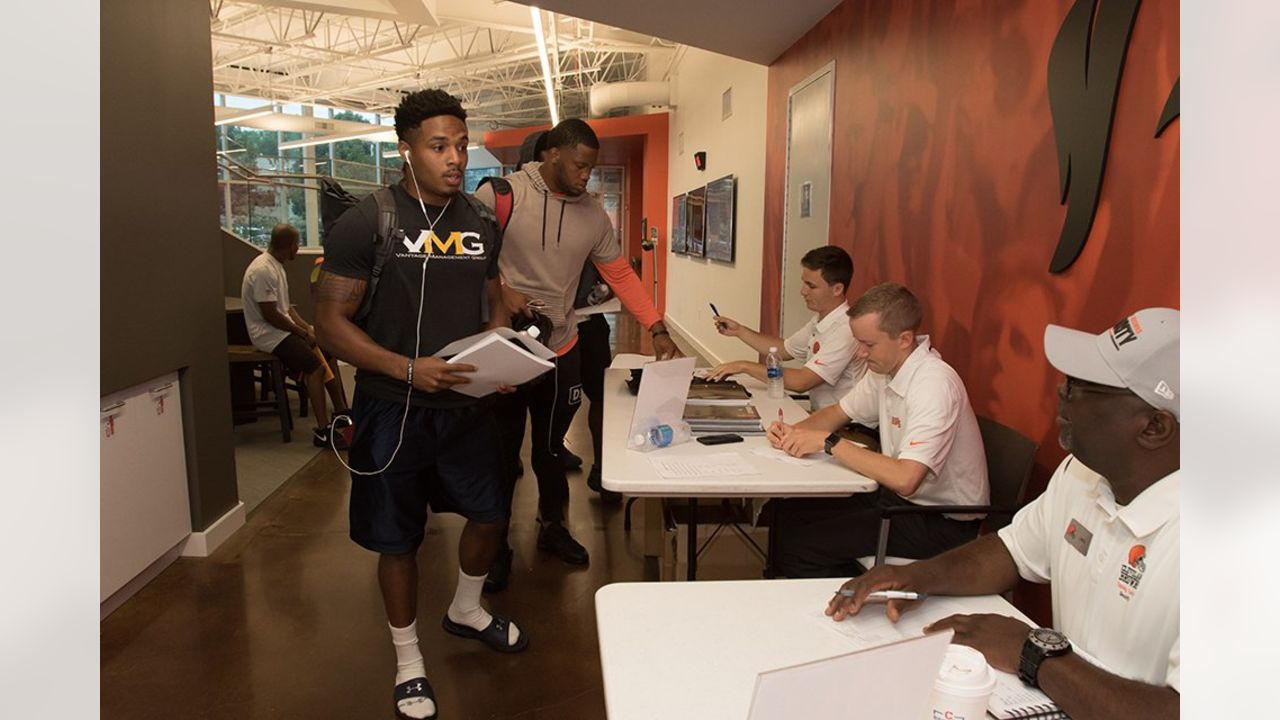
[[648, 453, 761, 479], [751, 446, 827, 467], [609, 353, 656, 370], [804, 596, 1066, 720], [432, 328, 555, 398], [804, 597, 973, 649]]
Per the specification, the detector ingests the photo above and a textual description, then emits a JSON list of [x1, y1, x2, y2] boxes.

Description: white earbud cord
[[332, 157, 452, 475]]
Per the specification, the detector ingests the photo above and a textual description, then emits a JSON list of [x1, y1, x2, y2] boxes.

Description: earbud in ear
[[402, 151, 411, 164]]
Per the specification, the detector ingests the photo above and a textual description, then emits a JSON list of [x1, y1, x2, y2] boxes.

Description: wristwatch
[[1018, 627, 1072, 688], [823, 432, 842, 455]]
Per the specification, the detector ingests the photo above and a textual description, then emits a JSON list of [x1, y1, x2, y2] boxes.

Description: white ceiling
[[210, 0, 842, 134], [504, 0, 844, 65]]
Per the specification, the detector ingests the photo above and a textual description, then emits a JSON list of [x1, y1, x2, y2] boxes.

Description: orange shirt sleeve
[[591, 256, 663, 329]]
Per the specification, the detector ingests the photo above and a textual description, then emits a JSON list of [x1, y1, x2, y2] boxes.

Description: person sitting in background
[[706, 246, 865, 411], [828, 308, 1180, 720], [768, 282, 988, 577], [241, 223, 350, 448]]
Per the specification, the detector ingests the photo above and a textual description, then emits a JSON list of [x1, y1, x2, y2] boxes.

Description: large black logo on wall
[[1047, 0, 1141, 273]]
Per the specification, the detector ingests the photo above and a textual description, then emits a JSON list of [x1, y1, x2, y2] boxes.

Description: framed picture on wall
[[671, 193, 687, 254], [686, 186, 706, 257], [703, 174, 736, 263]]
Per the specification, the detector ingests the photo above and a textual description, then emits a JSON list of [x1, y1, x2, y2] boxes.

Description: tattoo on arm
[[315, 272, 367, 305]]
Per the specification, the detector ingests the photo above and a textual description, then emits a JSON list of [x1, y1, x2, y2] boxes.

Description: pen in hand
[[833, 590, 927, 601]]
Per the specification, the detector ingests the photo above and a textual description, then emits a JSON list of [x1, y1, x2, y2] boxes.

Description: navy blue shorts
[[347, 391, 506, 555]]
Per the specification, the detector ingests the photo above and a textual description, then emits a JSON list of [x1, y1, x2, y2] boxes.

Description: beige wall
[[665, 49, 769, 364]]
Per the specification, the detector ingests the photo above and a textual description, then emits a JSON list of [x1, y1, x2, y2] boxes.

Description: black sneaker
[[313, 424, 350, 450], [559, 447, 584, 471], [484, 546, 513, 593], [587, 466, 621, 503], [536, 523, 589, 565]]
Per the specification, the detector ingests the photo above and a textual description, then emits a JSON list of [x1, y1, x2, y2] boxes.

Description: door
[[781, 62, 835, 338]]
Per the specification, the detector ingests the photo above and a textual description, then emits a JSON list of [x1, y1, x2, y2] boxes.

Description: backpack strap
[[353, 187, 398, 326], [476, 176, 514, 235]]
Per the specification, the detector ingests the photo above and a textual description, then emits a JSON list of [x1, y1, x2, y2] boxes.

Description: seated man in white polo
[[706, 246, 865, 410], [828, 308, 1180, 720], [768, 282, 988, 577]]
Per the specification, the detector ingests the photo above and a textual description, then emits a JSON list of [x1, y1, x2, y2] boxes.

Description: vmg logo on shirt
[[402, 230, 486, 256]]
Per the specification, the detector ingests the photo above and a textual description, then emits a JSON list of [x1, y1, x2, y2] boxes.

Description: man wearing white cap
[[827, 308, 1180, 719]]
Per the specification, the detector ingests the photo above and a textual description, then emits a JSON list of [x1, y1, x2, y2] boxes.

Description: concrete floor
[[101, 316, 769, 719]]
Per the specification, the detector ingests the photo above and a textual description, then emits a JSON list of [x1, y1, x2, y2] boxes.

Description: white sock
[[446, 569, 522, 647], [446, 569, 494, 630], [389, 621, 434, 719]]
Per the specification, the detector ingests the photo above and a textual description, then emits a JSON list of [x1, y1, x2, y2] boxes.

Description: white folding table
[[595, 578, 1036, 720], [600, 368, 877, 579]]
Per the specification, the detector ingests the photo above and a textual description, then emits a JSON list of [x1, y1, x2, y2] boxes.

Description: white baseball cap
[[1043, 308, 1179, 419]]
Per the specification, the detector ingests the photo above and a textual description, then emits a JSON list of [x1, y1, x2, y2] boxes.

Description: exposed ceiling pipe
[[588, 81, 669, 117]]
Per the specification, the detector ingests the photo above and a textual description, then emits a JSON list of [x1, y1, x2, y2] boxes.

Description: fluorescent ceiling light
[[279, 127, 397, 151], [214, 106, 275, 126], [530, 6, 560, 126]]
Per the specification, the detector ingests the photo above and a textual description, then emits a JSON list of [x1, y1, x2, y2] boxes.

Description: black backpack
[[318, 177, 514, 326]]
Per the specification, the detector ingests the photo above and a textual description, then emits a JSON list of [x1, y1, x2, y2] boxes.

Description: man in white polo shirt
[[767, 282, 989, 577], [828, 308, 1180, 719], [706, 246, 865, 410]]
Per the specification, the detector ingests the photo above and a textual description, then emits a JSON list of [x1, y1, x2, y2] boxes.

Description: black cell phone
[[696, 433, 744, 445]]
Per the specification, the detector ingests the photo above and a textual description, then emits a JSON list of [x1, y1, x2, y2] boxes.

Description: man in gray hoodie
[[475, 118, 679, 575]]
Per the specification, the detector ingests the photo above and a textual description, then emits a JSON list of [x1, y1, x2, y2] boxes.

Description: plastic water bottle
[[631, 421, 693, 451], [766, 346, 784, 399]]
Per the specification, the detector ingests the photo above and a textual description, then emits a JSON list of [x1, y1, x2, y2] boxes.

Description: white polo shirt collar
[[1093, 470, 1179, 539], [814, 301, 850, 334], [887, 335, 935, 397]]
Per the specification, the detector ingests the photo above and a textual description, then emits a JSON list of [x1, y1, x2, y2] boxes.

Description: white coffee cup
[[930, 644, 996, 720]]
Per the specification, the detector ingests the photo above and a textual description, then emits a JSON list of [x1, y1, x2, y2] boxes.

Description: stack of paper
[[434, 328, 556, 398]]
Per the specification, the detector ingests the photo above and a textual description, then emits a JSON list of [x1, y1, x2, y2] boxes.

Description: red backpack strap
[[479, 176, 514, 235]]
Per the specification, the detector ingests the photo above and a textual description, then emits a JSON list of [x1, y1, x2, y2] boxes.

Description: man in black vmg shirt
[[315, 89, 525, 720]]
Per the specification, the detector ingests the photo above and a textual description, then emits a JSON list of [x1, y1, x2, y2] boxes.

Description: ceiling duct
[[588, 81, 670, 118]]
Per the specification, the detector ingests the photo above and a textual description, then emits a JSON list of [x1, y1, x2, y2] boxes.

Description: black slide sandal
[[441, 614, 529, 653]]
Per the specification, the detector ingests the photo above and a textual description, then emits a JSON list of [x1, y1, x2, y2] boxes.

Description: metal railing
[[216, 153, 396, 248]]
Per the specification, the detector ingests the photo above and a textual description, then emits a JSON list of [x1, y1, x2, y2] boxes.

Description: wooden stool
[[227, 345, 291, 442]]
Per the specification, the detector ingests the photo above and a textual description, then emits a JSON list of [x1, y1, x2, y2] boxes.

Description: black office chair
[[858, 416, 1038, 570]]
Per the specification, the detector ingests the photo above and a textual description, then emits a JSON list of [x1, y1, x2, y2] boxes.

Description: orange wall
[[763, 0, 1179, 486], [484, 113, 671, 313]]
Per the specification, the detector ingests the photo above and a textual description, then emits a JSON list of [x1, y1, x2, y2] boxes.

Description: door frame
[[780, 60, 836, 334]]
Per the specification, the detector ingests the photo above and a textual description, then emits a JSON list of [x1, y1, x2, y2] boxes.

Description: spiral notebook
[[987, 673, 1069, 719]]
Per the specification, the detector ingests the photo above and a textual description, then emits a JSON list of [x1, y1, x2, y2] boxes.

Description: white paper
[[438, 333, 555, 398], [435, 327, 557, 361], [648, 453, 761, 479], [803, 596, 1064, 719], [576, 297, 621, 316], [609, 353, 655, 370], [751, 446, 827, 467], [806, 597, 977, 651]]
